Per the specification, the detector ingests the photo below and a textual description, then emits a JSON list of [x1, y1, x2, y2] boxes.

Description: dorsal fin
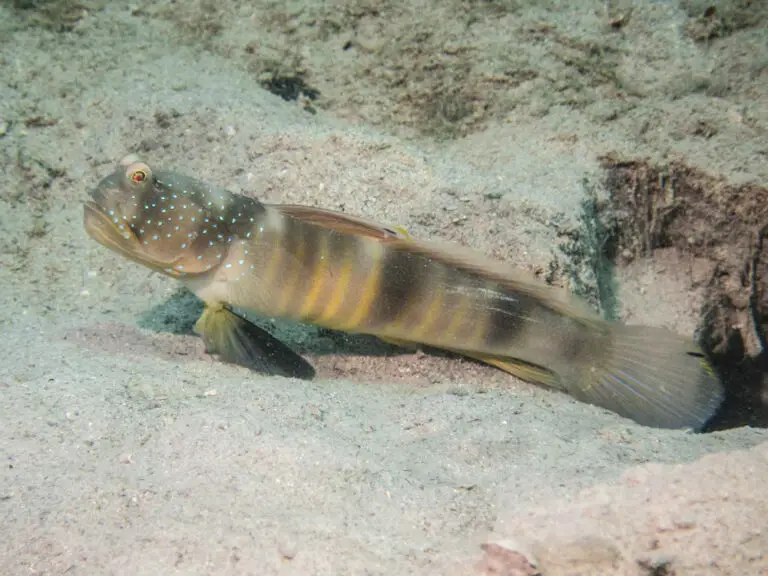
[[273, 204, 408, 242]]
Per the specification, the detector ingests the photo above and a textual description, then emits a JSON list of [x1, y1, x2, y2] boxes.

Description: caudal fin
[[564, 324, 724, 430]]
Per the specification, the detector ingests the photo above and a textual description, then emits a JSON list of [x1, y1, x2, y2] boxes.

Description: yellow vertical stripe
[[410, 286, 444, 340], [337, 248, 383, 331], [316, 256, 353, 326], [299, 233, 329, 319], [276, 236, 305, 316], [442, 292, 471, 344]]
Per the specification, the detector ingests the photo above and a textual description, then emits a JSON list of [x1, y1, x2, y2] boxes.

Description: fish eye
[[124, 162, 152, 187]]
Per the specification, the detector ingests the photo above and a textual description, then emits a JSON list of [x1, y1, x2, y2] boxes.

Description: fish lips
[[83, 201, 193, 277], [83, 201, 151, 267], [84, 201, 126, 245]]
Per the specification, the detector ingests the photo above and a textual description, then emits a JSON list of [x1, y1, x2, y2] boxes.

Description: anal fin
[[194, 302, 315, 380], [461, 352, 561, 389], [378, 335, 420, 350]]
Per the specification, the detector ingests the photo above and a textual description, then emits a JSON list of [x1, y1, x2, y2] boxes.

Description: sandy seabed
[[1, 1, 767, 574]]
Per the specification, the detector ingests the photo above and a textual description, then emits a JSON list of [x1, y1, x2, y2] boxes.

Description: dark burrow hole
[[596, 155, 767, 431], [259, 73, 320, 103]]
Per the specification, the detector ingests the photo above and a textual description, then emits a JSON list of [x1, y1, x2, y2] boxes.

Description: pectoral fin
[[194, 303, 315, 380]]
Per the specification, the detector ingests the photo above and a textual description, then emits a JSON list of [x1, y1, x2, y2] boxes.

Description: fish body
[[187, 205, 597, 383], [84, 155, 725, 430]]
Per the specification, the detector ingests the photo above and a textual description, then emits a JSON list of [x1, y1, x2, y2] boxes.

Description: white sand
[[1, 2, 766, 574]]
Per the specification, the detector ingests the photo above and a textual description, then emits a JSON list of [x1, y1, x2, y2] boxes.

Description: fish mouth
[[83, 201, 190, 276], [84, 201, 130, 247], [83, 201, 156, 269]]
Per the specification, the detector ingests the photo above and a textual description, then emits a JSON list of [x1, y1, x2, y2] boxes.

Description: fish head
[[84, 154, 260, 278]]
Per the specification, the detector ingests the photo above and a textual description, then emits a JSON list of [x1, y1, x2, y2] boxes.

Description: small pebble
[[443, 41, 460, 55], [278, 532, 298, 560]]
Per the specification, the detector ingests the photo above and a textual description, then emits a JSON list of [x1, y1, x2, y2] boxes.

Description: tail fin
[[563, 324, 724, 430]]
